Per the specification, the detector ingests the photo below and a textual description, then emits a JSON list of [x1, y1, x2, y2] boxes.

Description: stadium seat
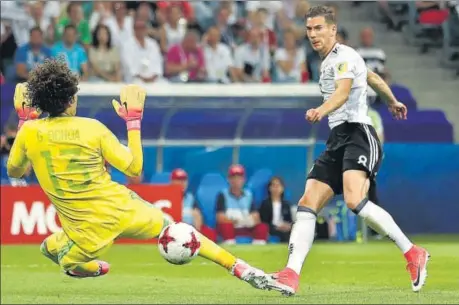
[[247, 168, 273, 207], [196, 173, 228, 228], [149, 172, 171, 184], [268, 235, 281, 244], [110, 168, 127, 185]]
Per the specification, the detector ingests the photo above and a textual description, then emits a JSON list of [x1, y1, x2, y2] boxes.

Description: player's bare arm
[[367, 69, 407, 120], [306, 78, 353, 123]]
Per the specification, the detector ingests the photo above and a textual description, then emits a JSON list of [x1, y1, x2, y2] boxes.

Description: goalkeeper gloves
[[14, 83, 41, 129], [112, 84, 146, 131]]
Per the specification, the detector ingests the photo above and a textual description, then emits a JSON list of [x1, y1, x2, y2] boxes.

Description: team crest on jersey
[[337, 62, 348, 74]]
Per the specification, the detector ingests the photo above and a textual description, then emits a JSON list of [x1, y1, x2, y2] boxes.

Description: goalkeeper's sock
[[67, 261, 110, 278], [354, 199, 413, 253], [196, 232, 237, 270], [286, 207, 317, 275]]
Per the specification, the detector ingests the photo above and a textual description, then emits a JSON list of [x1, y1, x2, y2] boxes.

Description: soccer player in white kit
[[265, 6, 430, 296]]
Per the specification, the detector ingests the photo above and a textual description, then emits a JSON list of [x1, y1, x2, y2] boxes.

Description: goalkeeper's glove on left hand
[[112, 84, 146, 131], [14, 83, 41, 129]]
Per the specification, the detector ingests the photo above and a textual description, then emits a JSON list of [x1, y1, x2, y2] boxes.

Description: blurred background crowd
[[2, 0, 457, 86]]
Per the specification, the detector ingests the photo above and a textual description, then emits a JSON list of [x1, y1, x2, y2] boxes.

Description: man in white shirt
[[356, 27, 387, 75], [121, 18, 164, 84], [264, 5, 429, 297], [204, 27, 236, 83], [234, 27, 270, 83]]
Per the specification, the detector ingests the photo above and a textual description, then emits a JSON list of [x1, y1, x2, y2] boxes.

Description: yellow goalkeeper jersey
[[7, 116, 143, 253]]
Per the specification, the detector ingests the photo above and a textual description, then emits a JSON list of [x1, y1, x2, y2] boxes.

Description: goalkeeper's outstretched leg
[[122, 196, 268, 290]]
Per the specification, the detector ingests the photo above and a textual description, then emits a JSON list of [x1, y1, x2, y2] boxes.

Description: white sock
[[355, 199, 413, 253], [286, 207, 317, 274]]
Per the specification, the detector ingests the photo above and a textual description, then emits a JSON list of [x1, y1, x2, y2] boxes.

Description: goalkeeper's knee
[[39, 239, 59, 265]]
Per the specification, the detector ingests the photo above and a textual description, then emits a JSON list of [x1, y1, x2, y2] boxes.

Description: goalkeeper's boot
[[231, 259, 268, 290], [404, 245, 430, 292], [265, 267, 299, 296], [65, 261, 110, 278]]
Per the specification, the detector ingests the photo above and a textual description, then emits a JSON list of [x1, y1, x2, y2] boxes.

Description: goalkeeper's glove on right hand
[[14, 83, 41, 129], [112, 84, 146, 131]]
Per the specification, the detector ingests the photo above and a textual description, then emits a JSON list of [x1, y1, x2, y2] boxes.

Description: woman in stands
[[258, 177, 293, 243]]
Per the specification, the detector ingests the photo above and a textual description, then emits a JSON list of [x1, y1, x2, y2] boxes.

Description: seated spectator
[[88, 24, 121, 82], [157, 1, 195, 22], [274, 29, 307, 83], [204, 27, 236, 83], [103, 1, 134, 48], [216, 164, 269, 245], [356, 27, 386, 75], [259, 177, 293, 243], [55, 2, 92, 48], [170, 168, 217, 242], [162, 5, 187, 51], [166, 30, 206, 83], [52, 25, 89, 80], [252, 8, 277, 55], [1, 124, 31, 186], [336, 28, 350, 46], [234, 27, 270, 83], [89, 1, 115, 32], [214, 6, 239, 50], [245, 1, 283, 31], [15, 27, 51, 82], [121, 18, 164, 84], [28, 1, 54, 46]]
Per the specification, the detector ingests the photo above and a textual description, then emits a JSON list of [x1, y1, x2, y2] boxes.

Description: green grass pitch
[[2, 236, 458, 304]]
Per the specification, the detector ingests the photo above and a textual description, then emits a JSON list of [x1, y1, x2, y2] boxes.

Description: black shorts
[[308, 122, 383, 195]]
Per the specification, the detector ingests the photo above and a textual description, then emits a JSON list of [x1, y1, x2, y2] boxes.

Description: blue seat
[[269, 235, 281, 244], [149, 172, 171, 184], [247, 168, 273, 207], [196, 173, 228, 228]]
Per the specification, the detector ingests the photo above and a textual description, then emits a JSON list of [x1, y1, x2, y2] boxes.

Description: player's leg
[[59, 241, 111, 278], [121, 197, 268, 289], [41, 230, 110, 277], [40, 231, 66, 265], [265, 178, 334, 296], [343, 124, 429, 292]]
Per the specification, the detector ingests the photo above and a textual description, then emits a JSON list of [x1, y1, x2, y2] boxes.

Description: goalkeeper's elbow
[[124, 164, 143, 178], [7, 165, 25, 179]]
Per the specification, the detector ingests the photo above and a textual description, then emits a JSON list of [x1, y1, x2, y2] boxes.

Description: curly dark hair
[[27, 58, 79, 117]]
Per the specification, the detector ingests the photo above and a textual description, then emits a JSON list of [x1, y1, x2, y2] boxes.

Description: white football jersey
[[319, 43, 373, 129]]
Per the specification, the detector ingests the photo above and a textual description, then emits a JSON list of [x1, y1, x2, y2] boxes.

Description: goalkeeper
[[7, 59, 266, 289]]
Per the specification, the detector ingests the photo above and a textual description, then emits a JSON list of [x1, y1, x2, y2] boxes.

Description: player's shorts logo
[[358, 155, 368, 168]]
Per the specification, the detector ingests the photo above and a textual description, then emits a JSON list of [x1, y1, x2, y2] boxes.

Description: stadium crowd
[[0, 0, 400, 85]]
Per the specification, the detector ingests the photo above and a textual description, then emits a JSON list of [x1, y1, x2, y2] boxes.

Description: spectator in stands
[[234, 27, 271, 83], [55, 2, 92, 48], [214, 6, 238, 50], [14, 27, 51, 82], [166, 30, 206, 83], [258, 177, 293, 243], [170, 168, 217, 242], [356, 27, 386, 75], [216, 164, 269, 245], [162, 5, 187, 51], [52, 25, 88, 80], [88, 24, 121, 83], [337, 28, 350, 46], [245, 1, 283, 31], [89, 1, 114, 32], [1, 1, 30, 47], [274, 29, 307, 83], [157, 1, 195, 22], [103, 1, 134, 48], [252, 8, 278, 55], [121, 18, 164, 84], [204, 26, 236, 83], [28, 1, 54, 46]]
